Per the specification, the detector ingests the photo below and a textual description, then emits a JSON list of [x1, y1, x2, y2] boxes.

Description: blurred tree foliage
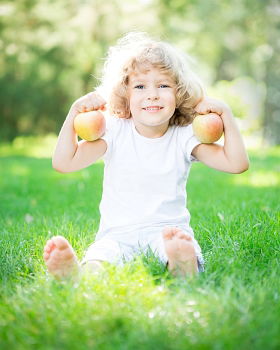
[[154, 0, 280, 144], [0, 0, 279, 144]]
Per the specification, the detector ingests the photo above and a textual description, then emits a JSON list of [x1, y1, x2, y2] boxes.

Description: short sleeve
[[100, 115, 120, 161], [179, 124, 202, 163]]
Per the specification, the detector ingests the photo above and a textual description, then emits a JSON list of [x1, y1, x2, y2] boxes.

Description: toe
[[184, 233, 193, 241], [162, 227, 175, 240], [45, 240, 55, 250], [52, 236, 70, 250], [44, 241, 54, 251], [176, 230, 187, 239], [44, 246, 50, 253], [43, 252, 49, 261], [180, 233, 192, 241]]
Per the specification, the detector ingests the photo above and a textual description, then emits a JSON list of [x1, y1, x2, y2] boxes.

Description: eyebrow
[[130, 76, 174, 84]]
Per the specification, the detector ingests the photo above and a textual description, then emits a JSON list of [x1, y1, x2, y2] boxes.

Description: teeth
[[145, 107, 161, 110]]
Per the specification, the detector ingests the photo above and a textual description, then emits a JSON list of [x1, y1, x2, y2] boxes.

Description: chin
[[141, 118, 170, 127]]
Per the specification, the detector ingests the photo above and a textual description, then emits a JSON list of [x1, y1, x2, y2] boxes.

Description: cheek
[[130, 95, 142, 110], [167, 96, 176, 110], [163, 91, 176, 106], [129, 98, 140, 117]]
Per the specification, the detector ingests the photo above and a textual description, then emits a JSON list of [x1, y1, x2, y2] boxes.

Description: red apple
[[192, 113, 224, 143], [74, 110, 106, 141]]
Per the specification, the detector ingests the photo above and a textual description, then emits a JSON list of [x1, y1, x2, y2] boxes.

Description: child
[[43, 32, 249, 279]]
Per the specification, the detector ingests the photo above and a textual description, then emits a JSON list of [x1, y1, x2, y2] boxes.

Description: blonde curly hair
[[97, 32, 205, 126]]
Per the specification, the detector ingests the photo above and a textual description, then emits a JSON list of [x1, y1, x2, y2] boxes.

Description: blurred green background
[[0, 0, 279, 145]]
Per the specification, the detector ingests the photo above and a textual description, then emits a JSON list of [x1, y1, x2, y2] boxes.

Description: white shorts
[[81, 225, 204, 272]]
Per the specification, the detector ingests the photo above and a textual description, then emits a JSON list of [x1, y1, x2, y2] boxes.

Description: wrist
[[221, 105, 234, 119], [67, 106, 79, 121]]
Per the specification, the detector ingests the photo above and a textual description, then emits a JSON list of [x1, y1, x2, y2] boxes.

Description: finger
[[90, 93, 106, 106], [86, 92, 101, 103], [194, 107, 209, 115], [76, 92, 106, 112], [95, 95, 107, 110], [84, 106, 94, 112], [78, 105, 87, 113], [82, 94, 96, 112], [84, 97, 95, 111], [195, 104, 214, 115], [194, 102, 205, 114], [92, 102, 106, 111], [85, 95, 101, 110]]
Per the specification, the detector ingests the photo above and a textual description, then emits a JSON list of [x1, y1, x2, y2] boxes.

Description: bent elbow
[[54, 167, 67, 174], [242, 158, 250, 173], [52, 160, 68, 173], [233, 160, 250, 174]]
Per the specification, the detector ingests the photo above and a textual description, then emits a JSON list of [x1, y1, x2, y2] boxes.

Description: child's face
[[128, 67, 176, 134]]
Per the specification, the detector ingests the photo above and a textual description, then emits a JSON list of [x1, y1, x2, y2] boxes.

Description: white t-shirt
[[97, 116, 201, 236]]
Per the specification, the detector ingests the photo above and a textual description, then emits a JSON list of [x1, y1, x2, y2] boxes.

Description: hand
[[70, 92, 107, 115], [194, 96, 231, 117]]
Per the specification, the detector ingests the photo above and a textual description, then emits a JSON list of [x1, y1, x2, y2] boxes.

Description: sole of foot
[[43, 235, 80, 279], [162, 227, 198, 277]]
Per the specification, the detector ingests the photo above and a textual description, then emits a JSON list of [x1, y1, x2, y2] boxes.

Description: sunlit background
[[1, 3, 280, 348], [0, 0, 279, 149]]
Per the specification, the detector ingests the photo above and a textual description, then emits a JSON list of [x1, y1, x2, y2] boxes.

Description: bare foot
[[162, 227, 198, 277], [43, 236, 80, 279]]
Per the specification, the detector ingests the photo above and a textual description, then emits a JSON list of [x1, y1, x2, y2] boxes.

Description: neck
[[133, 120, 169, 138]]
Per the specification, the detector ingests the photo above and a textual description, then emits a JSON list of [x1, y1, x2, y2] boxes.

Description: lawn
[[0, 137, 279, 350]]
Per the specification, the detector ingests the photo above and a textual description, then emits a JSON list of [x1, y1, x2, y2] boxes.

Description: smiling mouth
[[143, 106, 164, 111]]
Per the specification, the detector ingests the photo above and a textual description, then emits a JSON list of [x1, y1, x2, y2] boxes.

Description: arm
[[52, 92, 107, 173], [191, 97, 249, 174]]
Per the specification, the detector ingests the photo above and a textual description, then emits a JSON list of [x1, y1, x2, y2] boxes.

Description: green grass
[[0, 137, 279, 350]]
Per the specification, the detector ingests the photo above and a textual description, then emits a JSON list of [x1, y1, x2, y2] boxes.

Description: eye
[[159, 84, 170, 88], [134, 84, 145, 89]]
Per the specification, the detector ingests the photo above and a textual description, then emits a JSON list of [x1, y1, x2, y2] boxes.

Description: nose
[[147, 87, 159, 101]]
